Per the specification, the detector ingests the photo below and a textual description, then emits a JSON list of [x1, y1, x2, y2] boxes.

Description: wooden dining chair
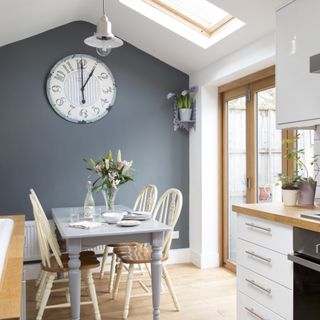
[[99, 184, 158, 293], [29, 189, 101, 320], [112, 188, 182, 319], [30, 189, 95, 293]]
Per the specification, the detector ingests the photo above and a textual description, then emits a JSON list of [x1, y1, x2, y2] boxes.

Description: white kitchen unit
[[237, 214, 293, 320], [0, 218, 14, 283], [276, 0, 320, 129]]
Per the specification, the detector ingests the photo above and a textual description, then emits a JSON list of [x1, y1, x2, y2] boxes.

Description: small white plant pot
[[179, 108, 192, 121], [282, 189, 299, 206]]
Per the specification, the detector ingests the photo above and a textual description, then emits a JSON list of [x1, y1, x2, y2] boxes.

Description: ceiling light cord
[[103, 0, 106, 16]]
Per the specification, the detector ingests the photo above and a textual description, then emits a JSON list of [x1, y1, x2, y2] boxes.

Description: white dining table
[[52, 206, 170, 320]]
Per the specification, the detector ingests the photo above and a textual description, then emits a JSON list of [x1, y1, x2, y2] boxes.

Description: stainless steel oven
[[288, 227, 320, 319]]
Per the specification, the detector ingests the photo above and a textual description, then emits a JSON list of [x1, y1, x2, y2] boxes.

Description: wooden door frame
[[218, 66, 294, 272], [221, 85, 248, 272]]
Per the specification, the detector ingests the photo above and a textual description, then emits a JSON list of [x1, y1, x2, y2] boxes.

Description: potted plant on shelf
[[283, 134, 320, 205], [167, 86, 198, 122], [277, 174, 300, 206], [85, 150, 134, 212]]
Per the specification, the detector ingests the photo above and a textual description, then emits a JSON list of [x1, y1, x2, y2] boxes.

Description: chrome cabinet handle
[[245, 250, 272, 263], [245, 307, 267, 320], [245, 222, 271, 233], [245, 278, 272, 295], [290, 35, 297, 55]]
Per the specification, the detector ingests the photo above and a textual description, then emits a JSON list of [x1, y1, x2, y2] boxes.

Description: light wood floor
[[26, 264, 236, 320]]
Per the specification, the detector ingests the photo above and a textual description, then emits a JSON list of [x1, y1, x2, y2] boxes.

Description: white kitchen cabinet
[[238, 266, 293, 319], [276, 0, 320, 128], [236, 213, 293, 320], [238, 292, 286, 320], [237, 214, 293, 255]]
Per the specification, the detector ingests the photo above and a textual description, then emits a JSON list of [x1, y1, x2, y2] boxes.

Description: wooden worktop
[[232, 203, 320, 232], [0, 215, 25, 320]]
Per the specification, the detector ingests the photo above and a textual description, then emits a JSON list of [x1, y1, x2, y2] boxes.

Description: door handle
[[246, 177, 251, 189], [290, 35, 297, 55]]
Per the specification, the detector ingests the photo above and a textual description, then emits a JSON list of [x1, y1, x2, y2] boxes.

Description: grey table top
[[52, 206, 171, 239]]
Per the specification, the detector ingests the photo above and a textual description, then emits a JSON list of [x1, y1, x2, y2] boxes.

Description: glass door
[[256, 86, 282, 203], [221, 73, 292, 271], [223, 86, 254, 270], [226, 95, 247, 263]]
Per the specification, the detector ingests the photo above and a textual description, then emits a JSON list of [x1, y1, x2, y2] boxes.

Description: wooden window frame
[[218, 66, 294, 272], [144, 0, 235, 38]]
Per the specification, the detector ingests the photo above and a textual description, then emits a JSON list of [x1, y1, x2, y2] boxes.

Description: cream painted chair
[[113, 188, 182, 319], [29, 189, 101, 320], [99, 184, 158, 293]]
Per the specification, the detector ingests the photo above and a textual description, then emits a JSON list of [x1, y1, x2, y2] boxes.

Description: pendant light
[[84, 0, 123, 56]]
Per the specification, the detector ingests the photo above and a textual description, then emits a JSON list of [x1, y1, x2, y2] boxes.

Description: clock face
[[46, 54, 116, 123]]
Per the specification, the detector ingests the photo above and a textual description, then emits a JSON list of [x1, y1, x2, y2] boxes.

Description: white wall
[[189, 32, 276, 268]]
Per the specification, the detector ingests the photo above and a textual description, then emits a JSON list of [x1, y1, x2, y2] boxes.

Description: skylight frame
[[145, 0, 235, 38], [119, 0, 245, 49]]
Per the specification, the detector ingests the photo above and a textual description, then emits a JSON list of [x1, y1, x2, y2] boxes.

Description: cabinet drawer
[[238, 292, 286, 320], [237, 239, 293, 289], [238, 266, 293, 320], [237, 214, 293, 254]]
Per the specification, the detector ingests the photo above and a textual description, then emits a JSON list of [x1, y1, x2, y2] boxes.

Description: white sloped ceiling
[[0, 0, 284, 74]]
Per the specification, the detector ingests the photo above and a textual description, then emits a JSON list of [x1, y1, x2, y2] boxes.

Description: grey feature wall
[[0, 21, 189, 249]]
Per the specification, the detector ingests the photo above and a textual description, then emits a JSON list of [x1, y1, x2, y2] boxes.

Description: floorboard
[[26, 263, 236, 320]]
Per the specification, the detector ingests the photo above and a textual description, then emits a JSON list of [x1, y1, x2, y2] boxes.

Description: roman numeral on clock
[[62, 61, 74, 74], [54, 70, 66, 82]]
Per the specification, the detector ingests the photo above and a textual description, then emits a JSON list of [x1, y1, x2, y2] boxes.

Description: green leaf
[[108, 150, 113, 161], [88, 159, 96, 169]]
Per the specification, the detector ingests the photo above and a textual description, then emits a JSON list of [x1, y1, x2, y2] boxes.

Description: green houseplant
[[282, 134, 319, 205], [277, 174, 300, 206], [167, 87, 198, 122]]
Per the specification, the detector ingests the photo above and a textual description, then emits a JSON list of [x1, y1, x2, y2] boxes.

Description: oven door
[[288, 253, 320, 319]]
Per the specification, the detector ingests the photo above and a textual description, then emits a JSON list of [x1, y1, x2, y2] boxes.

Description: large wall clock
[[46, 54, 116, 123]]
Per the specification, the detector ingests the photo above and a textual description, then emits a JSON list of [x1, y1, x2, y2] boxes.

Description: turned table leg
[[67, 238, 82, 320], [151, 232, 164, 320]]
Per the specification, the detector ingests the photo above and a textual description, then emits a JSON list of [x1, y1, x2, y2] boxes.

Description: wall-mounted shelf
[[168, 86, 198, 132], [173, 103, 196, 132]]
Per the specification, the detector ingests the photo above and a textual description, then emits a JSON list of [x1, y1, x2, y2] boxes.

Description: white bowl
[[102, 212, 125, 224]]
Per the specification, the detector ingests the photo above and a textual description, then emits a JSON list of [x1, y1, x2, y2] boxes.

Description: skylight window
[[119, 0, 245, 49]]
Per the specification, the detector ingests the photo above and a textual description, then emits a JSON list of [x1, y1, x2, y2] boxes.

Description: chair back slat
[[30, 197, 50, 267], [152, 188, 182, 258], [29, 189, 63, 268], [133, 184, 158, 213]]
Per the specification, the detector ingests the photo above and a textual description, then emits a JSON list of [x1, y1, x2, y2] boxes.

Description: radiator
[[24, 220, 105, 262]]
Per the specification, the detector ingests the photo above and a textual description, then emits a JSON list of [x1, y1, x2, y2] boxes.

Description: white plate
[[131, 211, 148, 215], [117, 220, 141, 227]]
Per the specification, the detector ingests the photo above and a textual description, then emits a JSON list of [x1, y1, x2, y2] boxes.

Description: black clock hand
[[81, 64, 97, 91], [80, 58, 85, 104]]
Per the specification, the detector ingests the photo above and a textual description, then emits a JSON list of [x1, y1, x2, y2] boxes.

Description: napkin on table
[[69, 221, 102, 229]]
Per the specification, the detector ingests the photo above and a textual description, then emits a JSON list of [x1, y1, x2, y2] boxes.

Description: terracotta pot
[[259, 186, 271, 201], [282, 189, 299, 206], [297, 181, 317, 205]]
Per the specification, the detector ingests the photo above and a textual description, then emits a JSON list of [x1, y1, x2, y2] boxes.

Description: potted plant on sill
[[283, 134, 320, 205], [277, 174, 300, 206], [167, 86, 198, 122]]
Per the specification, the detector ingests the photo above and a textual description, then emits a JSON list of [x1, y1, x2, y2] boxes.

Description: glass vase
[[102, 188, 118, 211]]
